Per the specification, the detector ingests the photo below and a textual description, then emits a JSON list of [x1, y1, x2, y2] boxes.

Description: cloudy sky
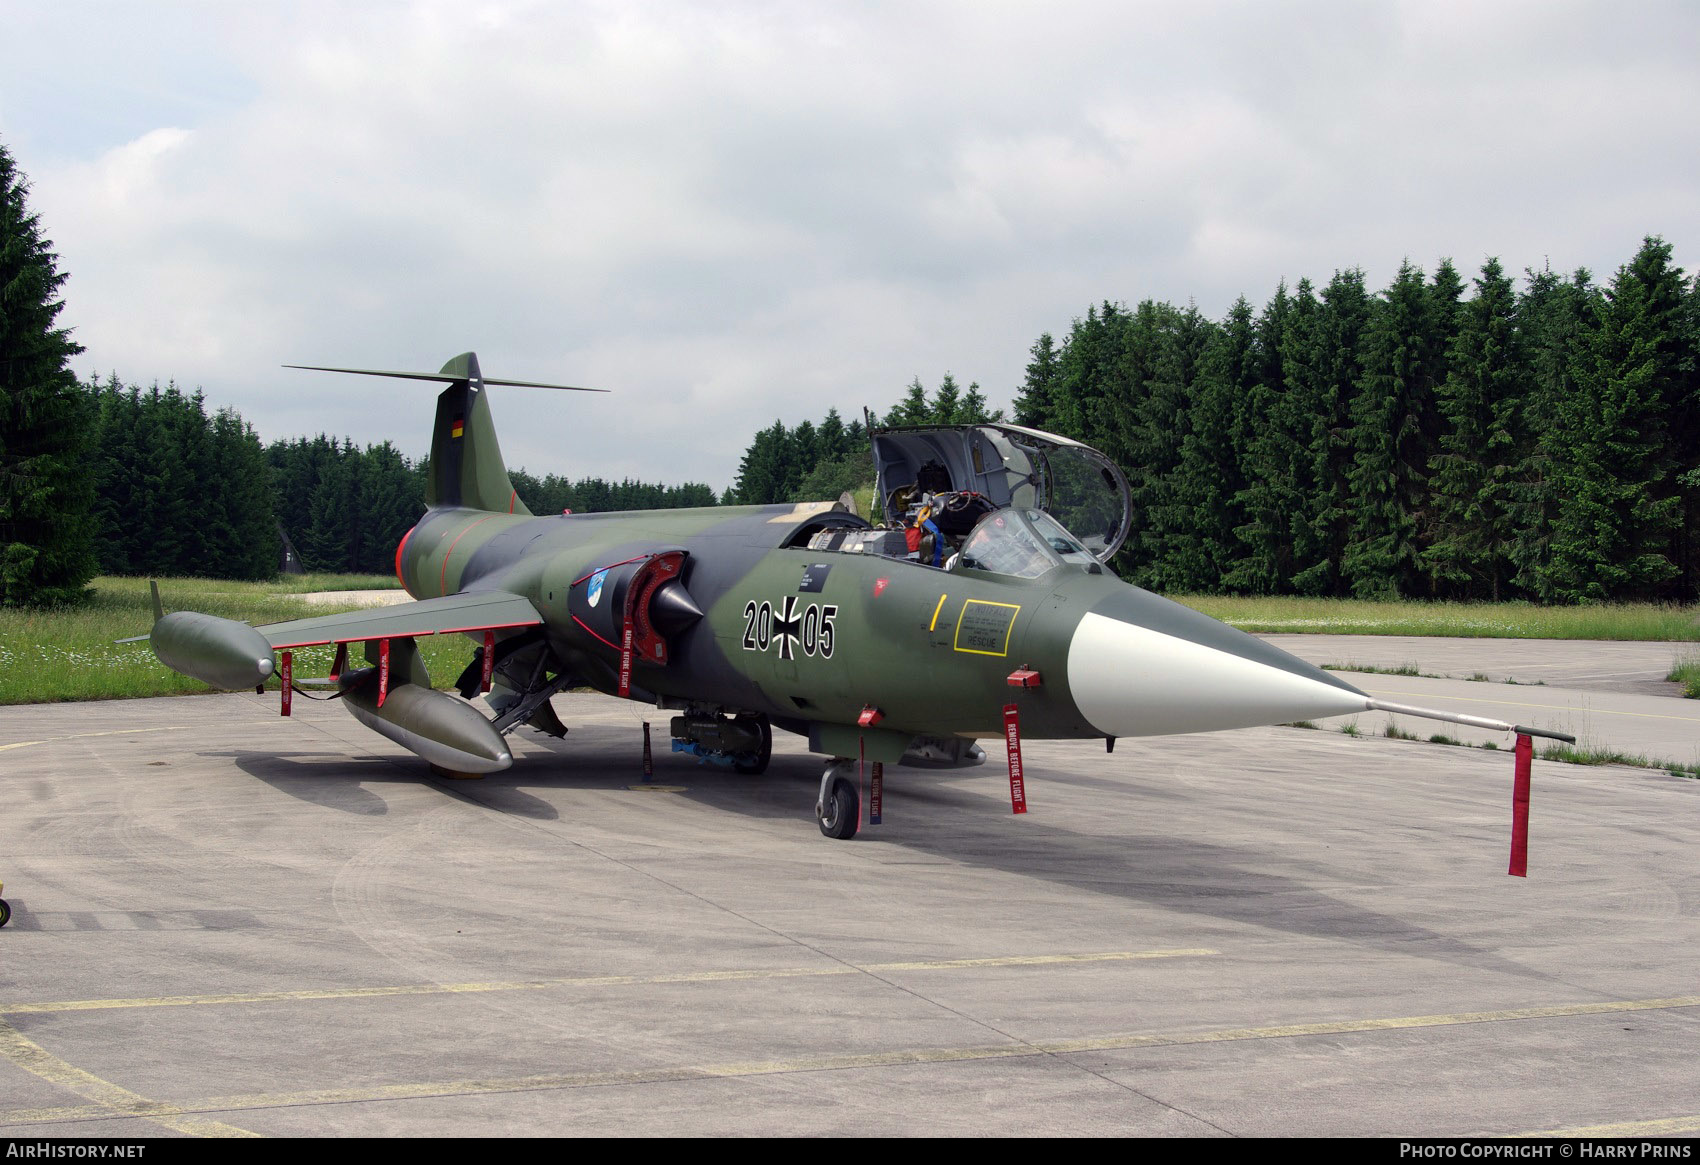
[[3, 1, 1697, 490]]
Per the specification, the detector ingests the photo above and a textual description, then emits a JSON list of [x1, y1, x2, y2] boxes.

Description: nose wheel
[[815, 759, 860, 839]]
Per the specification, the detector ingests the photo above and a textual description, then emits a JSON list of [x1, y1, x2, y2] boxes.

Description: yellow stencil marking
[[953, 598, 1021, 657], [929, 593, 948, 632]]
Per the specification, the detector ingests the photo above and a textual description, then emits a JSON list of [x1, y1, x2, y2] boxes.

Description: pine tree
[[1544, 237, 1689, 601], [87, 377, 277, 579], [1425, 258, 1529, 599], [817, 408, 848, 462], [1049, 302, 1131, 445], [267, 436, 324, 552], [205, 408, 277, 579], [1294, 270, 1369, 596], [732, 421, 791, 504], [508, 468, 547, 512], [1681, 270, 1700, 596], [1228, 282, 1304, 593], [129, 383, 206, 575], [668, 483, 717, 508], [359, 441, 423, 571], [1122, 302, 1212, 589], [1426, 259, 1466, 379], [0, 141, 96, 605], [302, 442, 355, 571], [575, 476, 613, 512], [891, 378, 930, 427], [1508, 266, 1596, 599], [1271, 279, 1336, 592], [787, 420, 818, 497], [1170, 297, 1256, 592], [930, 373, 962, 424], [1013, 333, 1060, 427], [1345, 261, 1444, 597], [1083, 302, 1161, 530], [957, 381, 1001, 424], [89, 376, 143, 573]]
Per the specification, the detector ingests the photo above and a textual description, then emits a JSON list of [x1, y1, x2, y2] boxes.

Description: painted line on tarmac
[[0, 948, 1221, 1016], [1366, 686, 1700, 725], [0, 726, 190, 753], [1517, 1112, 1700, 1137], [0, 1018, 258, 1138], [3, 994, 1697, 1130]]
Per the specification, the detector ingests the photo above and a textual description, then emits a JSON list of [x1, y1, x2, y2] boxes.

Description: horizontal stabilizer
[[283, 364, 608, 392]]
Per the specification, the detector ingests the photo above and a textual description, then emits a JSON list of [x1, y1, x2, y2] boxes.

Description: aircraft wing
[[256, 591, 543, 649]]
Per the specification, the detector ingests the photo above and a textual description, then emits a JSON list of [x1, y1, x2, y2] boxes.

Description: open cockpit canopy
[[870, 423, 1131, 563]]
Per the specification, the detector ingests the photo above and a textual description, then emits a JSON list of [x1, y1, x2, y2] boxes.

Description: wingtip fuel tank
[[150, 612, 275, 691]]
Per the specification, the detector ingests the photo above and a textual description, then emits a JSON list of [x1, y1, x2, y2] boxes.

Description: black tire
[[732, 715, 772, 775], [818, 775, 860, 840], [0, 898, 10, 928]]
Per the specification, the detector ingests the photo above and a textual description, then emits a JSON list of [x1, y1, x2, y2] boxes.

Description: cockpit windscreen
[[957, 508, 1093, 578]]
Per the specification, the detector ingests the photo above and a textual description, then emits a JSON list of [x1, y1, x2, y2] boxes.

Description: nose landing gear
[[815, 759, 861, 839]]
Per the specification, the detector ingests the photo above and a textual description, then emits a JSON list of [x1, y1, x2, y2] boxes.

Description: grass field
[[0, 575, 479, 705], [261, 573, 402, 593], [1176, 595, 1700, 641]]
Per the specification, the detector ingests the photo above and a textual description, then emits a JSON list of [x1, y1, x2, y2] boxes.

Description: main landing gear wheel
[[0, 898, 10, 928], [732, 715, 772, 775], [816, 767, 860, 840]]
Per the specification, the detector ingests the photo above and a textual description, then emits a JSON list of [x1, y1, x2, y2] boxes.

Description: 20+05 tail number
[[742, 597, 838, 661]]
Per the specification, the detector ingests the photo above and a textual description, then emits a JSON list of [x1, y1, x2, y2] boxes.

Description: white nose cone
[[1067, 611, 1370, 737]]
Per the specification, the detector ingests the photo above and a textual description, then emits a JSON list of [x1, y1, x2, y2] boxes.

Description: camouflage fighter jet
[[147, 353, 1570, 840]]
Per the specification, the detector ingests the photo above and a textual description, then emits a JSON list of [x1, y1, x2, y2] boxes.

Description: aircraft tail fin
[[425, 352, 531, 514], [284, 353, 607, 515]]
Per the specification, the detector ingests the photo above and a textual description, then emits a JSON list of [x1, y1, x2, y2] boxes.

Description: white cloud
[[4, 0, 1697, 489]]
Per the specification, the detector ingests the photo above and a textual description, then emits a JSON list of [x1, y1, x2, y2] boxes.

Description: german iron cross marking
[[775, 596, 802, 660]]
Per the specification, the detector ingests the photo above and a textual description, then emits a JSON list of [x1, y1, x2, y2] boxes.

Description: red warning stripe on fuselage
[[439, 515, 497, 596], [394, 524, 417, 591]]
